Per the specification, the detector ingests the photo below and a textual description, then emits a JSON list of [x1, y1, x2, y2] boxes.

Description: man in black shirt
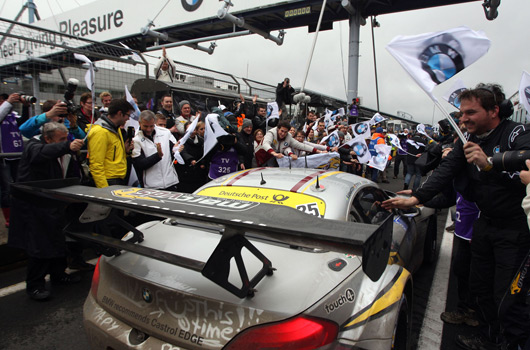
[[382, 84, 530, 350]]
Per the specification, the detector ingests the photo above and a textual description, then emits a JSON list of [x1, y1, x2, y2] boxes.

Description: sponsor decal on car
[[324, 288, 356, 314], [111, 188, 259, 210], [198, 186, 326, 217]]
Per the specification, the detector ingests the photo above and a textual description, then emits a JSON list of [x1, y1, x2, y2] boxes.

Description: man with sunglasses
[[87, 99, 134, 188]]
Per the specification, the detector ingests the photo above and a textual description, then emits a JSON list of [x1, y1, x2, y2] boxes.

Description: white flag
[[203, 113, 228, 158], [266, 102, 280, 120], [351, 121, 371, 139], [321, 130, 340, 147], [124, 85, 141, 120], [369, 113, 386, 126], [277, 152, 340, 169], [174, 116, 200, 165], [340, 135, 371, 164], [416, 123, 433, 141], [368, 143, 392, 171], [386, 26, 490, 99], [119, 42, 144, 62], [519, 71, 530, 120], [323, 109, 333, 128], [442, 78, 467, 108]]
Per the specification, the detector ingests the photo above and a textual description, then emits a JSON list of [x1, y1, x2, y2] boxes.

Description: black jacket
[[276, 82, 294, 106], [414, 120, 530, 220], [10, 136, 81, 258], [237, 131, 254, 169]]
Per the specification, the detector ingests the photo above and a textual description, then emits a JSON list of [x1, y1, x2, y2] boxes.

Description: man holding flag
[[382, 84, 530, 350]]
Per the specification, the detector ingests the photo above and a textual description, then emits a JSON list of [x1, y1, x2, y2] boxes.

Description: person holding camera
[[276, 77, 294, 120], [9, 122, 85, 300], [382, 84, 530, 350], [19, 100, 86, 140]]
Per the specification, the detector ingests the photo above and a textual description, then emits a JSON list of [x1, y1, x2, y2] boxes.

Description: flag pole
[[433, 99, 467, 144]]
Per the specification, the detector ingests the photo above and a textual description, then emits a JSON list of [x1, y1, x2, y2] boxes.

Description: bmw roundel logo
[[354, 123, 368, 136], [419, 38, 464, 84], [353, 142, 368, 157], [448, 87, 466, 108], [142, 288, 152, 303], [418, 33, 465, 84], [182, 0, 203, 12]]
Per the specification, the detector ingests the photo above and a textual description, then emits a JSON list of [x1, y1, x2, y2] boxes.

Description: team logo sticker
[[324, 288, 355, 313], [142, 288, 153, 303], [182, 0, 203, 12], [419, 34, 464, 84]]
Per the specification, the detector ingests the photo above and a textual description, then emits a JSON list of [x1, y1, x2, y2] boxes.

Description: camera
[[61, 78, 79, 117], [491, 150, 530, 172], [18, 93, 37, 104]]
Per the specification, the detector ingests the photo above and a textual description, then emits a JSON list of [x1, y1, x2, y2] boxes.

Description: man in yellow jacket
[[88, 99, 134, 188]]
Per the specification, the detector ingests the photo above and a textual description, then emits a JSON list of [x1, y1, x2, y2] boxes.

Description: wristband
[[482, 157, 493, 172]]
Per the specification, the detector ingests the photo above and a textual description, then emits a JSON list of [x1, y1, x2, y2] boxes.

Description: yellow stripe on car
[[343, 269, 410, 329]]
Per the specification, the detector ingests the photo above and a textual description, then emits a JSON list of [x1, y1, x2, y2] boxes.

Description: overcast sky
[[2, 0, 529, 124]]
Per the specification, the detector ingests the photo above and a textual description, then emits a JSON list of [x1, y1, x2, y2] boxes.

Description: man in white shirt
[[132, 110, 180, 190]]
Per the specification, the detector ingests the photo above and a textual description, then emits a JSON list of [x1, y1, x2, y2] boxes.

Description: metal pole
[[370, 17, 380, 112], [346, 13, 361, 104], [28, 0, 36, 23], [32, 71, 41, 115]]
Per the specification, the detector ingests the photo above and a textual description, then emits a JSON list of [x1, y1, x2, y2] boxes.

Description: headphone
[[475, 85, 514, 119]]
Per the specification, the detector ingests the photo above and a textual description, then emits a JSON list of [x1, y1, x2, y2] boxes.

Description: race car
[[13, 168, 436, 349]]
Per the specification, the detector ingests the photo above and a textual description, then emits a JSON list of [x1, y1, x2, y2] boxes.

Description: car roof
[[196, 168, 374, 220]]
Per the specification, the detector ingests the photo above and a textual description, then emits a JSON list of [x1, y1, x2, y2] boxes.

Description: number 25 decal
[[296, 202, 321, 217]]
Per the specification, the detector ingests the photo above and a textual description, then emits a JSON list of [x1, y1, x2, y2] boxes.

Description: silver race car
[[15, 168, 436, 349]]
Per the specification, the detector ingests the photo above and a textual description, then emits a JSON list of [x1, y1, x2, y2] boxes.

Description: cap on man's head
[[242, 119, 252, 129], [375, 127, 383, 133], [179, 100, 190, 110]]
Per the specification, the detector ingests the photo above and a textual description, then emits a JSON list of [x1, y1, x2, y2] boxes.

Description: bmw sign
[[182, 0, 203, 12]]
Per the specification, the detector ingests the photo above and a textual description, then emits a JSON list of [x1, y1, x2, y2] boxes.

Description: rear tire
[[423, 216, 437, 265], [392, 294, 411, 350]]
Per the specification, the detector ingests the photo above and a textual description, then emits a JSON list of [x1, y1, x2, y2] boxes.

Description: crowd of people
[[1, 69, 530, 350]]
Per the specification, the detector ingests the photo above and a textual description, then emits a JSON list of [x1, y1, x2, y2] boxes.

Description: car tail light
[[90, 256, 101, 298], [225, 316, 338, 350]]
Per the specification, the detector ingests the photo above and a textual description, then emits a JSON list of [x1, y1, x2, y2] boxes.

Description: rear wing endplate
[[12, 179, 392, 298]]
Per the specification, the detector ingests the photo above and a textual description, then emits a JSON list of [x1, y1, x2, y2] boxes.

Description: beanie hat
[[179, 100, 190, 110], [337, 131, 345, 139], [375, 127, 383, 133], [242, 119, 253, 128]]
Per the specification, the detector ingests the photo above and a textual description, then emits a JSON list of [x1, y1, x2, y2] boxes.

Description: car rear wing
[[12, 179, 392, 298]]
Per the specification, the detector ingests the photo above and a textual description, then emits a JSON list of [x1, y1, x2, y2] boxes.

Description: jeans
[[404, 163, 422, 190]]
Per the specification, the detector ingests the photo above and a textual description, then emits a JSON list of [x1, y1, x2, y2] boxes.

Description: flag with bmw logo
[[442, 78, 467, 109], [518, 71, 530, 120], [386, 26, 490, 99]]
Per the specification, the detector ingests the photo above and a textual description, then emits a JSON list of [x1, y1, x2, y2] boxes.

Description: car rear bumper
[[84, 293, 193, 350]]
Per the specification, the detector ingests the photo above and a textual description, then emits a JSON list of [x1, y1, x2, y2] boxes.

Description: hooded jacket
[[87, 116, 128, 188]]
